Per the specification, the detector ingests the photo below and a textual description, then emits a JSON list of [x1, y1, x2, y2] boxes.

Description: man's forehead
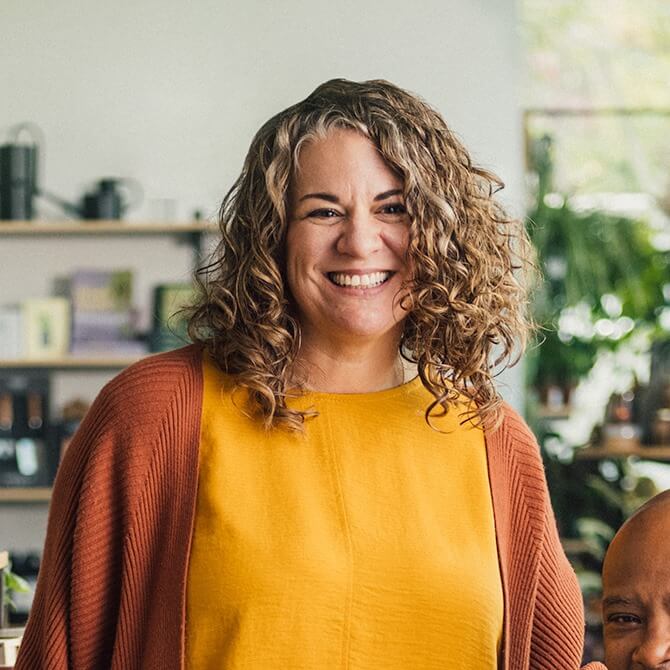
[[604, 539, 670, 582], [611, 503, 670, 550], [603, 507, 670, 595], [619, 492, 670, 535]]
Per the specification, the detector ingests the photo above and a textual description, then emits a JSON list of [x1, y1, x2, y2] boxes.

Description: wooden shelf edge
[[561, 538, 592, 554], [0, 220, 218, 235], [575, 445, 670, 460], [0, 487, 52, 503], [537, 404, 572, 419], [0, 356, 143, 369]]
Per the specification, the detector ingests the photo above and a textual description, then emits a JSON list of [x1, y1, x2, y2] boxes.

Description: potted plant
[[1, 551, 30, 630]]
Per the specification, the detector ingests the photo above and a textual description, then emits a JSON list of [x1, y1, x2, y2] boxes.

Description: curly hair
[[187, 78, 534, 431]]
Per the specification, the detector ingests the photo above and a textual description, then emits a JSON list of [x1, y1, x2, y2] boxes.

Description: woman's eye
[[381, 203, 407, 216], [307, 208, 341, 219]]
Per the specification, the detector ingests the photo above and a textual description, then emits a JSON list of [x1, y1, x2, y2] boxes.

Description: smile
[[327, 271, 393, 288]]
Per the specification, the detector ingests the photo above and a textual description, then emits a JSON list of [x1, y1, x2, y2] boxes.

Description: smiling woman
[[285, 129, 412, 392], [189, 79, 534, 432], [15, 79, 604, 670]]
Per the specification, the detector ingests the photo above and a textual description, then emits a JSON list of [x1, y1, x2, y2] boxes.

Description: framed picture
[[23, 297, 70, 359]]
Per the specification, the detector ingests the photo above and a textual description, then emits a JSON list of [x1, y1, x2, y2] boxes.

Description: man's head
[[602, 490, 670, 670]]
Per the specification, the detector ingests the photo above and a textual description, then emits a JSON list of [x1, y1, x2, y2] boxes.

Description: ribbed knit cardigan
[[15, 346, 607, 670]]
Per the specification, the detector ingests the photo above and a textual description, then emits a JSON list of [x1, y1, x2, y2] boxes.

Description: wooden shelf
[[0, 487, 51, 503], [575, 445, 670, 461], [0, 356, 143, 370], [0, 220, 217, 236], [537, 404, 572, 419], [561, 538, 592, 554]]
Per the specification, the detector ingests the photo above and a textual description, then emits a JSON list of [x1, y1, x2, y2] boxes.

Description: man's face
[[602, 509, 670, 670]]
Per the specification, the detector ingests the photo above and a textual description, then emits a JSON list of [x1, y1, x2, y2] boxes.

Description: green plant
[[2, 563, 30, 628], [526, 132, 666, 551], [3, 566, 30, 610], [530, 200, 664, 321], [526, 134, 667, 392]]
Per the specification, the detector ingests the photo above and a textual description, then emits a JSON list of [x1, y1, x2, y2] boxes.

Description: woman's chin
[[315, 314, 405, 347]]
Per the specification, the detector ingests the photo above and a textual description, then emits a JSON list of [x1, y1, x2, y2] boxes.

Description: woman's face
[[286, 128, 411, 351]]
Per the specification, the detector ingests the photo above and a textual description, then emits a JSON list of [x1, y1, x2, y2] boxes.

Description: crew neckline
[[203, 352, 426, 404], [297, 374, 424, 403]]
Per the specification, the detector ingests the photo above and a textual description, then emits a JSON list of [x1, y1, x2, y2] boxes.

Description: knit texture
[[15, 345, 602, 669], [16, 346, 203, 670]]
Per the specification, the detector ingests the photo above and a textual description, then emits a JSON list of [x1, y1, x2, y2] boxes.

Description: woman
[[16, 79, 603, 670]]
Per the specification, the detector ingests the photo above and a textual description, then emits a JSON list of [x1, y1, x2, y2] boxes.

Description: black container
[[0, 374, 56, 487], [82, 178, 124, 219], [0, 143, 37, 220]]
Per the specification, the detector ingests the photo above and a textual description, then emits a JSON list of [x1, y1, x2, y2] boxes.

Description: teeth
[[329, 271, 391, 288]]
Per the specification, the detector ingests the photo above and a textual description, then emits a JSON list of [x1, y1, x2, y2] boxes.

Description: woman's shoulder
[[107, 343, 203, 385], [101, 344, 203, 406], [485, 401, 544, 472], [75, 344, 204, 442], [493, 402, 539, 448], [58, 345, 204, 491]]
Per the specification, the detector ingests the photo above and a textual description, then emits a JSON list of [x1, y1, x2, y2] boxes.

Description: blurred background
[[0, 0, 669, 662]]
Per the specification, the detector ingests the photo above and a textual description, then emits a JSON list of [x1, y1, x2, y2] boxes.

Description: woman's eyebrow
[[299, 192, 339, 203], [298, 189, 403, 204], [374, 189, 403, 201]]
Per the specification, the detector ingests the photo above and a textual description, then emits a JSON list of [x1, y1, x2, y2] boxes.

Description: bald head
[[602, 490, 670, 670], [620, 490, 670, 532]]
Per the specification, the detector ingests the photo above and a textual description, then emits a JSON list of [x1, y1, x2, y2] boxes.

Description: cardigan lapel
[[485, 421, 512, 670]]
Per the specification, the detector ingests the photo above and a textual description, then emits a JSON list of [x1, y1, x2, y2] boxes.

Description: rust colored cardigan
[[15, 346, 605, 670]]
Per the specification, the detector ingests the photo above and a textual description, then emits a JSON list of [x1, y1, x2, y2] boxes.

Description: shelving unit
[[0, 219, 218, 272], [0, 219, 218, 504]]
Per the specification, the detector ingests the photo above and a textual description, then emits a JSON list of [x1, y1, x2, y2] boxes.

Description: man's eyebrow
[[602, 595, 644, 609], [298, 189, 403, 203]]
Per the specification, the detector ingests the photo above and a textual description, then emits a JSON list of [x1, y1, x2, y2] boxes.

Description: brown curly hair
[[187, 78, 534, 431]]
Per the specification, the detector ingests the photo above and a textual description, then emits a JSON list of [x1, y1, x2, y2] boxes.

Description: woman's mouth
[[326, 271, 393, 289]]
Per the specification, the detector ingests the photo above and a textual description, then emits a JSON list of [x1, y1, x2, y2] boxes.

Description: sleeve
[[498, 406, 589, 670], [15, 348, 202, 670], [530, 492, 587, 669], [15, 385, 131, 670]]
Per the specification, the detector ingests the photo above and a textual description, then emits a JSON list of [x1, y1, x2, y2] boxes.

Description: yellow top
[[186, 357, 503, 669]]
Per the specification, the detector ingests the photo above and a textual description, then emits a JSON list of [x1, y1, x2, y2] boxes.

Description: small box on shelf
[[0, 307, 22, 360], [66, 268, 149, 359], [149, 283, 195, 353], [600, 423, 642, 453]]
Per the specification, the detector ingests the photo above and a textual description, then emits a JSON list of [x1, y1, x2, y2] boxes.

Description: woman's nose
[[335, 212, 383, 258], [632, 621, 670, 668]]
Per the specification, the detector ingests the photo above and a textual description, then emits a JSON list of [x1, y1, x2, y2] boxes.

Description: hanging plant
[[526, 134, 667, 392]]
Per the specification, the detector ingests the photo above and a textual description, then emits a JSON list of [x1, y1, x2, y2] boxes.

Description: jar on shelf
[[653, 408, 670, 446]]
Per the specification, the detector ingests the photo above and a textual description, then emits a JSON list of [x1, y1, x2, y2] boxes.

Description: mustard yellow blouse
[[186, 357, 503, 669]]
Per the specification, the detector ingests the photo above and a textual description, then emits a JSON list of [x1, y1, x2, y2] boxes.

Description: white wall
[[0, 0, 524, 553]]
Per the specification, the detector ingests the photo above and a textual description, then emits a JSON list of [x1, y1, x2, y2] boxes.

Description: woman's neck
[[293, 336, 405, 393]]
